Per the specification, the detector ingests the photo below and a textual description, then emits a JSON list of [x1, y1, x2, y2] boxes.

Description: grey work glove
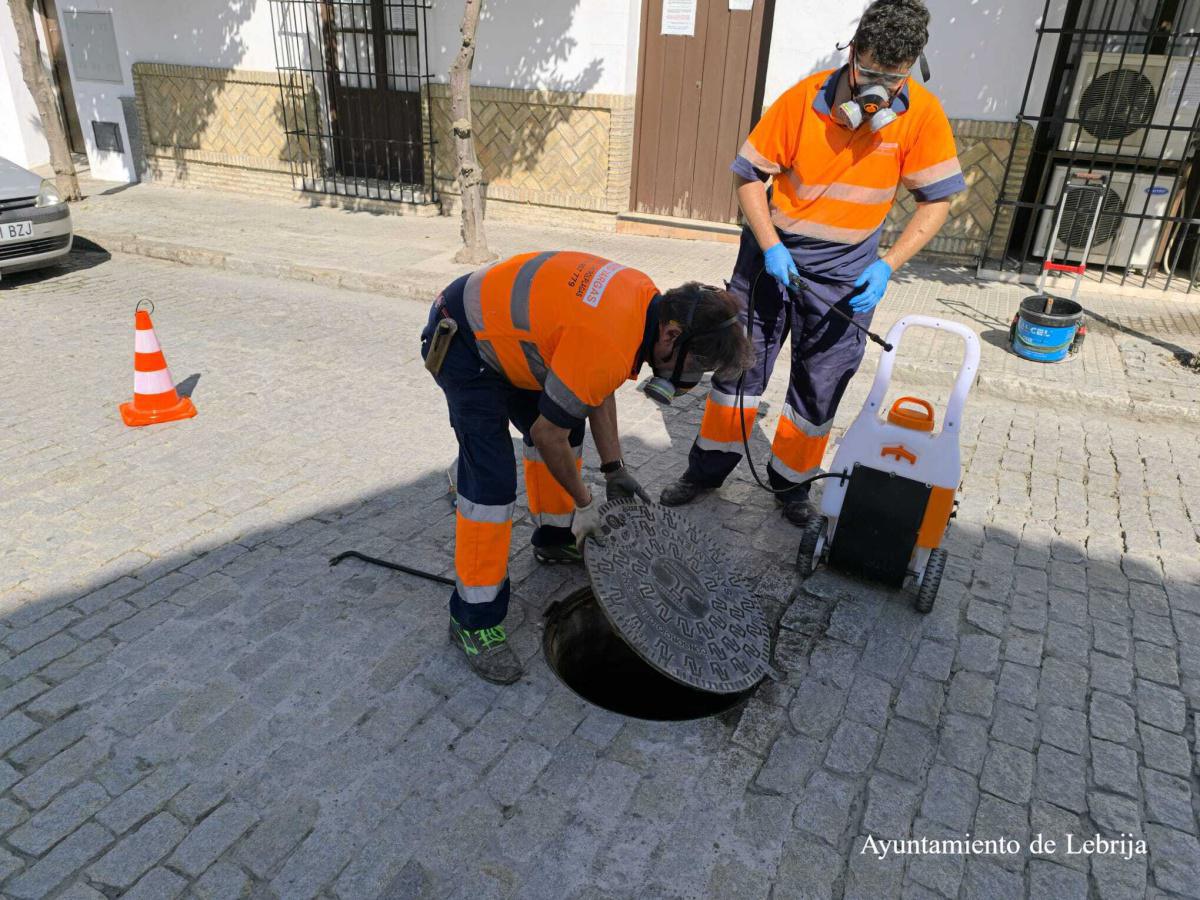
[[571, 497, 603, 547], [604, 465, 651, 503]]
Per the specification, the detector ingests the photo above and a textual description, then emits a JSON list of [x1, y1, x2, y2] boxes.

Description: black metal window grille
[[982, 0, 1200, 292], [270, 0, 436, 204]]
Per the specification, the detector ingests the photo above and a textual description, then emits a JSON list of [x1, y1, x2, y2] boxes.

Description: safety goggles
[[852, 57, 911, 87]]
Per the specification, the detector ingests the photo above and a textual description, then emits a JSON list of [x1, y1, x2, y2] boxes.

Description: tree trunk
[[449, 0, 495, 265], [7, 0, 79, 200]]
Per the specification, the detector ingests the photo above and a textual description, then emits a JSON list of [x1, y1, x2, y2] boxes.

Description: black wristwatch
[[599, 459, 624, 475]]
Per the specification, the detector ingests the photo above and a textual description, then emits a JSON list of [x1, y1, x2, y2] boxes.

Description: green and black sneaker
[[533, 542, 583, 565], [449, 617, 522, 685]]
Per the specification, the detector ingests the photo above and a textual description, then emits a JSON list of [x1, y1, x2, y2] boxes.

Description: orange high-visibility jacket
[[736, 68, 965, 246], [462, 251, 659, 427]]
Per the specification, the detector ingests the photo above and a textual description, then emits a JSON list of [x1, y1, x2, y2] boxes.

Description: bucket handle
[[864, 315, 980, 436]]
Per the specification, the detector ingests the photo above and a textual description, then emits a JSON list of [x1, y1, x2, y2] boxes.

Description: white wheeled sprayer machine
[[794, 315, 981, 613]]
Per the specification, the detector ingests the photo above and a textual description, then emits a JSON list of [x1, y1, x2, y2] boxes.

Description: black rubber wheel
[[796, 516, 828, 578], [914, 548, 948, 614]]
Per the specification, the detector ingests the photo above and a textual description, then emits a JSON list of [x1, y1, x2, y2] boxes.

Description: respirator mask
[[643, 291, 741, 406], [833, 46, 929, 133]]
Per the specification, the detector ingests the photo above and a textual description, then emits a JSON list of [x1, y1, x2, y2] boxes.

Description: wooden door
[[323, 0, 423, 184], [630, 0, 775, 224]]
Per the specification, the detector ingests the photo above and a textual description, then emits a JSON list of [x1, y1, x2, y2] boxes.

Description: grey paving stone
[[194, 860, 251, 899], [956, 635, 1000, 674], [965, 599, 1005, 637], [877, 718, 935, 780], [919, 765, 978, 830], [122, 866, 187, 900], [0, 710, 39, 754], [1089, 692, 1136, 743], [1088, 791, 1144, 835], [168, 800, 258, 877], [0, 633, 79, 683], [790, 680, 848, 740], [937, 714, 989, 774], [991, 701, 1037, 751], [168, 778, 228, 825], [1092, 739, 1141, 799], [1004, 631, 1044, 667], [824, 720, 880, 776], [862, 773, 920, 838], [1091, 651, 1134, 696], [844, 837, 904, 900], [86, 811, 187, 889], [53, 883, 108, 900], [9, 710, 93, 769], [1145, 825, 1200, 897], [96, 768, 188, 834], [1143, 769, 1195, 832], [995, 662, 1038, 710], [1093, 620, 1132, 658], [483, 740, 553, 807], [4, 822, 113, 899], [1039, 658, 1088, 710], [905, 820, 967, 896], [1135, 679, 1187, 733], [1041, 705, 1087, 754], [0, 676, 50, 718], [234, 796, 319, 879], [1046, 620, 1089, 663], [1035, 745, 1087, 813], [1140, 723, 1192, 776], [1133, 612, 1176, 647], [774, 834, 844, 900], [980, 744, 1035, 804], [794, 770, 857, 842], [973, 794, 1030, 869], [910, 640, 954, 682], [946, 671, 995, 719], [12, 736, 109, 809], [844, 673, 893, 730], [1031, 802, 1088, 872], [755, 735, 822, 796], [895, 676, 944, 727], [7, 781, 110, 856], [1092, 855, 1148, 900], [962, 859, 1024, 900], [1048, 588, 1088, 626], [1029, 860, 1088, 900], [1134, 641, 1180, 686]]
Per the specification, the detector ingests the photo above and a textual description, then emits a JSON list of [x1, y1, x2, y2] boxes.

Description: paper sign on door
[[662, 0, 696, 35]]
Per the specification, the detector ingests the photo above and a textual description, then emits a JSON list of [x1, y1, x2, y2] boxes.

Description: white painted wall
[[425, 0, 642, 95], [0, 3, 52, 169], [763, 0, 1059, 122]]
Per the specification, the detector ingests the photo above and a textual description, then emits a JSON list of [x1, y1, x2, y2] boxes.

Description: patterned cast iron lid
[[583, 499, 772, 695]]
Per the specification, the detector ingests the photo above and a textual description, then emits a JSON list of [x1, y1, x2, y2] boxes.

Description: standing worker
[[660, 0, 965, 524], [421, 251, 754, 684]]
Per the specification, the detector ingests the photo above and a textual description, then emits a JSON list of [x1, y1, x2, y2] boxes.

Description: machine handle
[[888, 397, 935, 432], [881, 445, 918, 465], [865, 315, 980, 436]]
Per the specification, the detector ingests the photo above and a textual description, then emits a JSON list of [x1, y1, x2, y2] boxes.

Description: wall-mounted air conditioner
[[1034, 166, 1176, 271], [1059, 52, 1200, 160]]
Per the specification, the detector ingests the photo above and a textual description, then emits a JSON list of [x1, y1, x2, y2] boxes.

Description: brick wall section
[[883, 119, 1035, 263], [427, 84, 636, 215], [132, 64, 313, 196]]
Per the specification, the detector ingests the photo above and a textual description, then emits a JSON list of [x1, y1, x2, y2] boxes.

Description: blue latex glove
[[763, 243, 799, 289], [850, 259, 893, 313]]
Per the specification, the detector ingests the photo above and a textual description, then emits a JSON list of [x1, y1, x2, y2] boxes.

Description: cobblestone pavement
[[1, 250, 1199, 899]]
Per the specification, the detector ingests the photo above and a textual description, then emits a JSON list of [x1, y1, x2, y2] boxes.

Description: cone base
[[120, 396, 197, 427]]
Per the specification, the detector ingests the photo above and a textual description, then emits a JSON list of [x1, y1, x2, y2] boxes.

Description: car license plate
[[0, 221, 34, 242]]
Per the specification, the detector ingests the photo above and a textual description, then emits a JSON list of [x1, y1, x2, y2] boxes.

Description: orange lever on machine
[[881, 445, 918, 465]]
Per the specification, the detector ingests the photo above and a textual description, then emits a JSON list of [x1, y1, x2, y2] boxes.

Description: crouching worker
[[421, 251, 755, 684]]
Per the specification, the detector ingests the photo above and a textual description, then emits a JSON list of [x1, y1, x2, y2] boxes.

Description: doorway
[[37, 0, 86, 155]]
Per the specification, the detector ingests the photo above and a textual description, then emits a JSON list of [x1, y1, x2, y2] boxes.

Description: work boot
[[534, 542, 583, 565], [449, 617, 522, 685], [781, 495, 818, 526], [659, 477, 709, 507]]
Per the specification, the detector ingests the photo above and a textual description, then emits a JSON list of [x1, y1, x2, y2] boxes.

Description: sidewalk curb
[[79, 229, 455, 304], [80, 228, 1199, 424]]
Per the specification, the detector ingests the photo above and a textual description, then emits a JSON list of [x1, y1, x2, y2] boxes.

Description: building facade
[[2, 1, 1196, 277]]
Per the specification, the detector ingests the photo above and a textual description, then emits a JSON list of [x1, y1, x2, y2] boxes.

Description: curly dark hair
[[855, 0, 930, 68], [660, 282, 755, 377]]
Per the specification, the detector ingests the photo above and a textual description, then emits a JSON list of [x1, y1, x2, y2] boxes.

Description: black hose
[[329, 550, 456, 586]]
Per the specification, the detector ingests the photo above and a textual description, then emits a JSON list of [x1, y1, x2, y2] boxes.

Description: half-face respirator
[[835, 80, 899, 132], [644, 292, 741, 406]]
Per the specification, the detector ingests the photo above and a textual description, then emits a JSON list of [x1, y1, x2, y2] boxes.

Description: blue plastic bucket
[[1012, 296, 1083, 363]]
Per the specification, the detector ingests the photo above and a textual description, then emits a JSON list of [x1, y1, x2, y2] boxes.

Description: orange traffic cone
[[119, 301, 197, 427]]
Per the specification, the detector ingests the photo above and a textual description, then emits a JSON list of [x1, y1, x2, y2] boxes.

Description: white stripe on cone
[[134, 330, 162, 353], [134, 369, 176, 395]]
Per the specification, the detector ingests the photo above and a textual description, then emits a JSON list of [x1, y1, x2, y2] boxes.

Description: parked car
[[0, 156, 73, 276]]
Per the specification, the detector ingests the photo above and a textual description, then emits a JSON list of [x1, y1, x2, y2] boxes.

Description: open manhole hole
[[543, 587, 754, 721]]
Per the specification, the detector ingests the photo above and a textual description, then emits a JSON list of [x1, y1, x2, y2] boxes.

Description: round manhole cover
[[584, 499, 771, 694]]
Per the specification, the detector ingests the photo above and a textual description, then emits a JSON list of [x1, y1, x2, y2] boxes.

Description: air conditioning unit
[[1060, 52, 1200, 160], [1034, 166, 1176, 271]]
